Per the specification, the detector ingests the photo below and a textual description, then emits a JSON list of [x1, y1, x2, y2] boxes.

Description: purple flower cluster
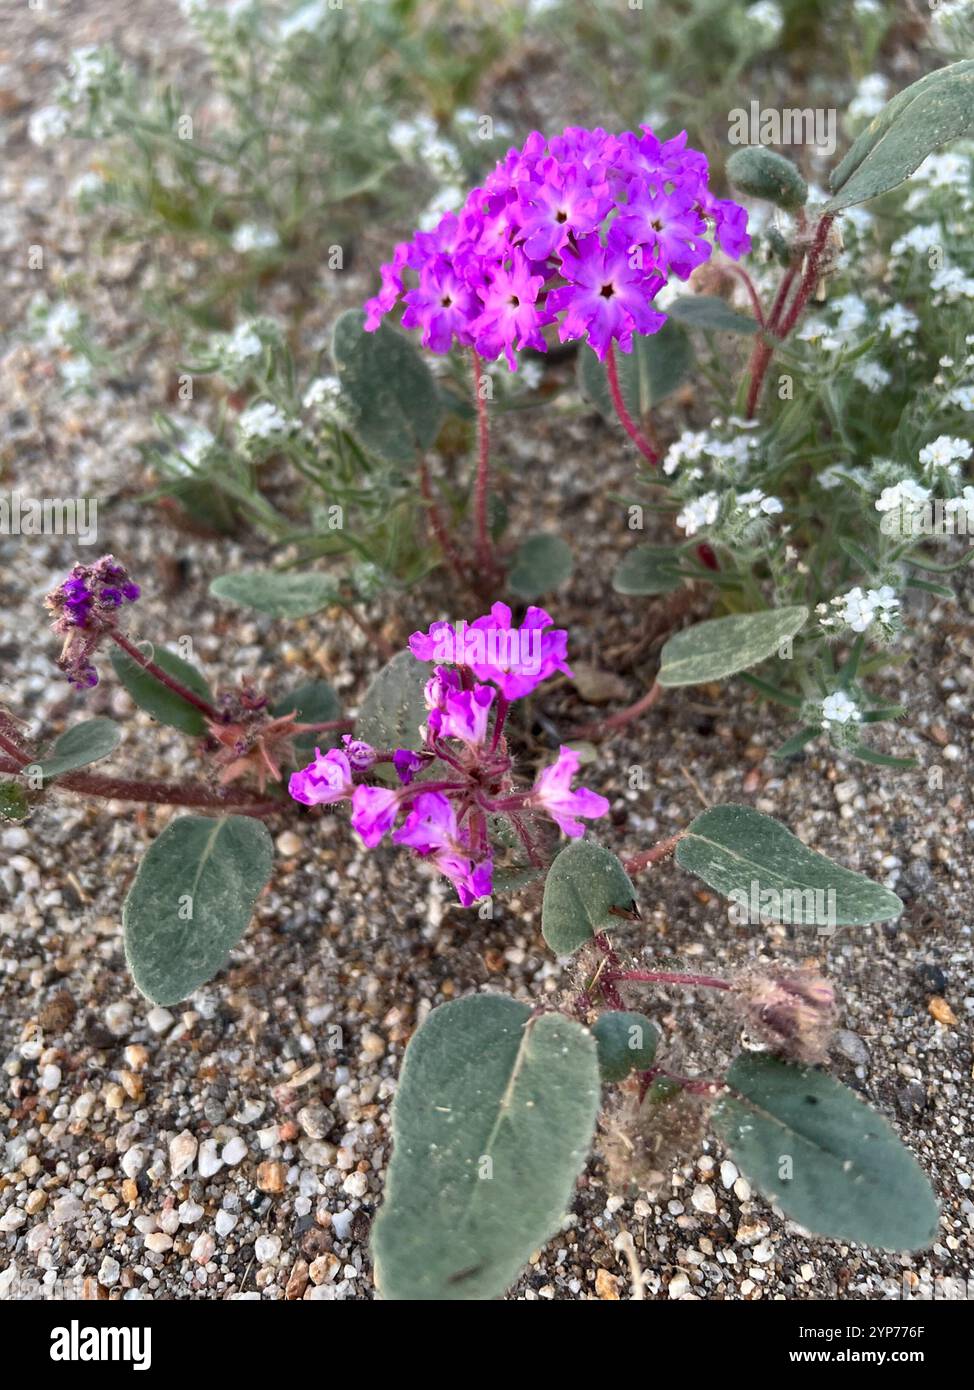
[[289, 604, 610, 905], [365, 125, 749, 365], [45, 556, 140, 688]]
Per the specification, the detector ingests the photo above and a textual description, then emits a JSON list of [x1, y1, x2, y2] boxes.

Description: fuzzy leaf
[[658, 606, 808, 686], [355, 650, 431, 778], [371, 995, 599, 1300], [666, 294, 760, 335], [36, 718, 121, 781], [714, 1054, 940, 1250], [593, 1011, 659, 1082], [827, 60, 974, 212], [507, 534, 573, 598], [612, 544, 683, 595], [123, 815, 274, 1005], [578, 320, 694, 422], [542, 839, 636, 955], [272, 680, 341, 761], [210, 570, 340, 619], [332, 308, 443, 465], [675, 803, 903, 925], [109, 643, 213, 736]]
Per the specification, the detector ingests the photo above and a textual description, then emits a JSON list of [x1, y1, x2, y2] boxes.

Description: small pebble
[[690, 1184, 717, 1215], [255, 1234, 282, 1262], [169, 1131, 198, 1178], [222, 1136, 247, 1167], [144, 1232, 174, 1254], [147, 1007, 175, 1035]]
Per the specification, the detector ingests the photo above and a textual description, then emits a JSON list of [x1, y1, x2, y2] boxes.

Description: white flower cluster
[[676, 487, 783, 537], [676, 492, 720, 536], [817, 585, 899, 635], [303, 375, 342, 415], [877, 304, 919, 340], [238, 401, 298, 443], [231, 223, 280, 254], [875, 479, 931, 513], [28, 106, 70, 147], [853, 360, 892, 393], [918, 435, 972, 478], [821, 691, 861, 727], [28, 297, 81, 349], [662, 421, 760, 477], [168, 420, 216, 474], [735, 488, 784, 520]]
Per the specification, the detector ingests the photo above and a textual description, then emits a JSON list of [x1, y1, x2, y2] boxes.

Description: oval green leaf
[[332, 308, 443, 465], [123, 814, 274, 1005], [665, 294, 760, 335], [714, 1053, 940, 1251], [542, 838, 636, 955], [593, 1010, 659, 1082], [371, 995, 600, 1300], [109, 643, 213, 736], [675, 803, 903, 926], [612, 544, 683, 596], [272, 680, 341, 761], [658, 606, 808, 686], [355, 650, 431, 776], [210, 570, 340, 619], [36, 717, 121, 781], [507, 534, 573, 598]]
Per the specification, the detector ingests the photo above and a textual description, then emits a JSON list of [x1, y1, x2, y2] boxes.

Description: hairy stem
[[605, 342, 659, 464], [606, 968, 732, 992], [0, 756, 282, 817], [623, 831, 684, 875], [108, 629, 222, 723], [569, 679, 663, 739], [418, 454, 470, 591]]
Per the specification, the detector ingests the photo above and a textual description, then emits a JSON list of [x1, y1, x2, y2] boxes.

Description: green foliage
[[210, 570, 341, 619], [612, 544, 683, 595], [657, 607, 808, 686], [726, 146, 808, 210], [714, 1054, 940, 1251], [371, 995, 599, 1301], [542, 839, 636, 955], [123, 814, 274, 1005], [109, 643, 213, 737], [272, 681, 341, 760], [675, 804, 904, 926], [507, 534, 574, 598], [332, 309, 443, 466], [828, 60, 974, 212], [593, 1011, 659, 1082], [35, 718, 121, 781], [665, 294, 760, 335], [578, 321, 694, 423]]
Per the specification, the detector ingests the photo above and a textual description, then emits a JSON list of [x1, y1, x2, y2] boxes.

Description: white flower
[[676, 492, 720, 536], [663, 429, 710, 476], [931, 265, 974, 301], [877, 304, 919, 340], [914, 150, 970, 189], [231, 223, 279, 254], [736, 488, 783, 519], [875, 480, 931, 512], [890, 223, 941, 260], [821, 691, 861, 726], [169, 420, 216, 472], [70, 170, 104, 201], [918, 435, 971, 475], [238, 402, 296, 441], [225, 322, 264, 363], [830, 294, 868, 334], [796, 319, 841, 351], [747, 0, 783, 41], [947, 384, 974, 411], [67, 46, 109, 97], [60, 358, 93, 389], [302, 375, 341, 412], [28, 105, 70, 146], [848, 73, 888, 121], [853, 360, 892, 392], [39, 301, 82, 347], [945, 486, 974, 526]]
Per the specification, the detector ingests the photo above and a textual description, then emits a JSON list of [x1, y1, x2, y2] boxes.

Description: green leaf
[[210, 570, 340, 619], [123, 814, 274, 1005], [658, 606, 808, 686], [592, 1011, 659, 1082], [675, 803, 903, 926], [507, 534, 573, 598], [851, 744, 917, 770], [0, 781, 29, 822], [578, 320, 694, 423], [109, 643, 213, 736], [542, 839, 636, 955], [355, 650, 430, 776], [272, 680, 341, 760], [773, 725, 820, 759], [371, 995, 599, 1301], [332, 308, 443, 465], [612, 544, 683, 595], [714, 1054, 940, 1251], [36, 718, 120, 781], [827, 60, 974, 212], [666, 294, 761, 335], [726, 146, 808, 210]]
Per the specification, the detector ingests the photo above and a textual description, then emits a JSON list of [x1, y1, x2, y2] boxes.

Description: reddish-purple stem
[[605, 343, 659, 465]]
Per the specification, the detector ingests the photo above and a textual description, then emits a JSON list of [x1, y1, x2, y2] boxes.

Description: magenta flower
[[517, 159, 610, 259], [526, 746, 611, 837], [546, 233, 667, 361], [288, 747, 354, 806], [350, 785, 401, 847], [341, 736, 376, 771], [393, 792, 493, 905], [401, 255, 481, 353], [613, 187, 710, 280], [410, 602, 572, 700], [393, 749, 426, 785], [472, 255, 547, 371], [46, 555, 141, 689], [434, 685, 495, 746]]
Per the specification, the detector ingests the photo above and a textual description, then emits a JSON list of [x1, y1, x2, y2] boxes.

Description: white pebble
[[121, 1147, 145, 1180], [690, 1184, 717, 1215], [255, 1234, 282, 1262], [197, 1139, 223, 1179], [719, 1160, 738, 1189], [144, 1232, 173, 1254], [668, 1271, 690, 1299], [168, 1130, 198, 1178], [0, 1208, 26, 1232], [342, 1172, 368, 1199], [50, 1194, 83, 1224], [158, 1208, 180, 1236], [221, 1136, 247, 1167], [191, 1233, 215, 1264], [40, 1065, 61, 1092], [752, 1240, 775, 1263], [147, 1007, 175, 1035], [178, 1200, 204, 1225], [104, 1002, 132, 1037], [98, 1255, 121, 1287], [215, 1210, 237, 1237]]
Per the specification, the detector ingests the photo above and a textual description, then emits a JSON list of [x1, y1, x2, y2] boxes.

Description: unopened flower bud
[[735, 964, 836, 1065]]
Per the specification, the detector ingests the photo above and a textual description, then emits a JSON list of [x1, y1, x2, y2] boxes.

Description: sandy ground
[[1, 1, 972, 1302]]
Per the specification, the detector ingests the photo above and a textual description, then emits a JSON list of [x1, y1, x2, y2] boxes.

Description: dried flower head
[[45, 555, 140, 688], [735, 963, 837, 1066]]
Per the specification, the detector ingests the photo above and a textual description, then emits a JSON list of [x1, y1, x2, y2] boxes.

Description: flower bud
[[726, 147, 808, 211], [736, 964, 836, 1065]]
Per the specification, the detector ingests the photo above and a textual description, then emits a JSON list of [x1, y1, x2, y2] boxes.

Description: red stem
[[569, 679, 663, 739], [605, 343, 659, 465], [418, 455, 470, 591], [0, 755, 282, 817], [109, 630, 221, 722], [623, 831, 684, 875], [726, 263, 766, 327], [607, 969, 732, 992]]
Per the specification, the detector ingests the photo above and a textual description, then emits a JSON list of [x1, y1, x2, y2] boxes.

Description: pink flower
[[393, 792, 493, 905], [341, 736, 376, 771], [517, 159, 609, 260], [613, 186, 710, 280], [471, 255, 548, 371], [434, 685, 495, 746], [288, 748, 354, 806], [409, 602, 572, 700], [527, 746, 610, 837], [545, 233, 667, 361], [350, 785, 401, 847]]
